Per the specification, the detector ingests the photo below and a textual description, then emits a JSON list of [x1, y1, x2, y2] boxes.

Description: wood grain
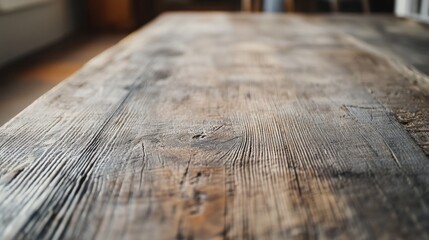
[[1, 13, 429, 239]]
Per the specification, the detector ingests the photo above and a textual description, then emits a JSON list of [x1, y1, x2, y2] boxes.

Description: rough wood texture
[[1, 13, 429, 239]]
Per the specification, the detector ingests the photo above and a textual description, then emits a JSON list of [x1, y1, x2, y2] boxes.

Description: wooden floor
[[0, 33, 127, 126], [0, 14, 429, 239]]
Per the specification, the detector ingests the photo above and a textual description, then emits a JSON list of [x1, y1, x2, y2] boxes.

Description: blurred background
[[0, 0, 426, 125]]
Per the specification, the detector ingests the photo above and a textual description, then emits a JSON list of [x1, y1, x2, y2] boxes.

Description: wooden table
[[1, 13, 429, 239]]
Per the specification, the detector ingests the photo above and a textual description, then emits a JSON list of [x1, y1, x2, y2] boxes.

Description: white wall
[[395, 0, 409, 16], [395, 0, 429, 22], [0, 0, 75, 66]]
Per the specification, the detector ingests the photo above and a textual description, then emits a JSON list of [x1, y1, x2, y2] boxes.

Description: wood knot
[[192, 132, 207, 139]]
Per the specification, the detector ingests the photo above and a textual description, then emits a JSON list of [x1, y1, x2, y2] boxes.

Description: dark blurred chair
[[245, 0, 372, 13], [132, 0, 241, 27], [286, 0, 371, 13], [155, 0, 241, 12]]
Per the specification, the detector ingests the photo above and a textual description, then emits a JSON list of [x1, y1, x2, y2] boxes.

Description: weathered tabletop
[[1, 13, 429, 239]]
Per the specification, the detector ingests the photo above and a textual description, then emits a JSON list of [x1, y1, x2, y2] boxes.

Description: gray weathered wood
[[1, 13, 429, 239]]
